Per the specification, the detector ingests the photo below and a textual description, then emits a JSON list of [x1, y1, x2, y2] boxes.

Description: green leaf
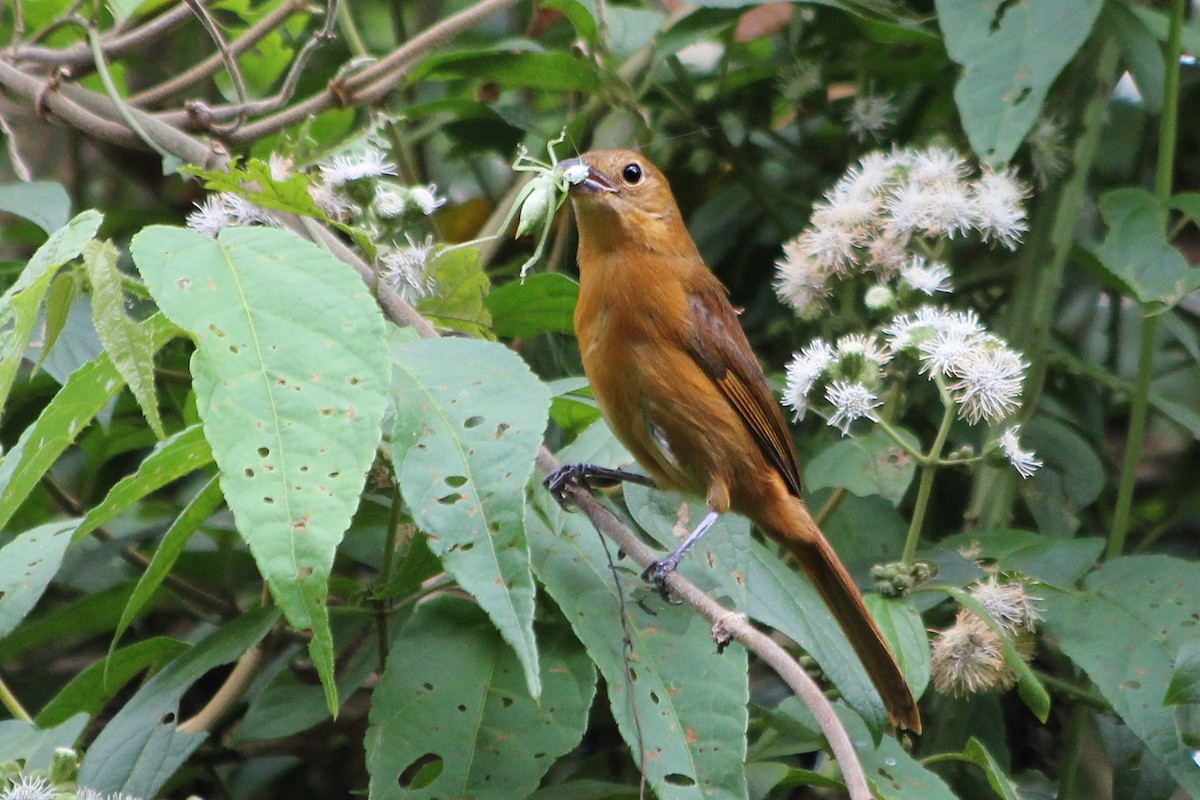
[[1019, 417, 1105, 538], [183, 159, 329, 222], [528, 493, 749, 799], [1106, 2, 1165, 112], [746, 543, 890, 734], [864, 594, 930, 701], [935, 0, 1102, 164], [0, 210, 102, 416], [0, 520, 76, 639], [1095, 188, 1200, 308], [0, 322, 177, 534], [366, 598, 596, 800], [75, 424, 213, 542], [82, 239, 165, 437], [939, 529, 1104, 587], [35, 270, 80, 376], [1165, 639, 1200, 706], [1043, 556, 1200, 797], [926, 737, 1022, 800], [391, 337, 550, 697], [0, 583, 146, 662], [409, 49, 599, 92], [0, 181, 71, 234], [78, 608, 280, 798], [805, 427, 918, 506], [0, 714, 88, 772], [131, 225, 391, 714], [1150, 365, 1200, 441], [839, 708, 958, 800], [486, 273, 579, 338], [418, 247, 493, 338], [113, 474, 225, 648], [37, 637, 189, 727]]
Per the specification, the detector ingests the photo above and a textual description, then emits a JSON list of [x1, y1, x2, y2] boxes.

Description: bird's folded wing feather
[[685, 287, 803, 497]]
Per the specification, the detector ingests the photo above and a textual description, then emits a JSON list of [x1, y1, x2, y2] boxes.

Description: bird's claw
[[640, 558, 683, 604], [543, 463, 588, 510]]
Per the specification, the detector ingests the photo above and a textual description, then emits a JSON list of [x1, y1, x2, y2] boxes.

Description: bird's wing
[[685, 284, 803, 496]]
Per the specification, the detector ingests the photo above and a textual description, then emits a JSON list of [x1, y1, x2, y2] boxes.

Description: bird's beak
[[560, 157, 618, 194]]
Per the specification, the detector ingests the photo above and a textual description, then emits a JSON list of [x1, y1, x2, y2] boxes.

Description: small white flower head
[[947, 345, 1027, 424], [835, 332, 891, 369], [1028, 115, 1069, 188], [782, 339, 835, 418], [185, 194, 229, 237], [999, 425, 1043, 478], [781, 59, 823, 99], [969, 167, 1029, 249], [380, 234, 438, 301], [865, 234, 910, 274], [885, 179, 977, 240], [409, 183, 446, 216], [222, 194, 272, 227], [825, 380, 882, 435], [74, 789, 105, 800], [775, 239, 832, 318], [900, 255, 953, 295], [374, 185, 408, 218], [308, 180, 351, 218], [847, 93, 897, 142], [834, 150, 899, 202], [0, 775, 54, 800], [907, 145, 969, 187], [319, 148, 396, 186], [810, 193, 880, 234], [864, 284, 895, 311], [971, 574, 1042, 634], [795, 226, 858, 273], [931, 611, 1013, 696], [914, 308, 985, 374], [267, 152, 293, 181]]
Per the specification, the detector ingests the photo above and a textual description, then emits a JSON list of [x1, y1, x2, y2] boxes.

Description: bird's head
[[560, 149, 692, 256]]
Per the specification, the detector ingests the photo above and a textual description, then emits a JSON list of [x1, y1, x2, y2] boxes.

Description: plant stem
[[902, 397, 955, 565], [1109, 0, 1184, 559], [0, 674, 33, 722], [375, 485, 408, 666]]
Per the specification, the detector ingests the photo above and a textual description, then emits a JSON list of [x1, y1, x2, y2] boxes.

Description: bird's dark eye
[[622, 163, 643, 184]]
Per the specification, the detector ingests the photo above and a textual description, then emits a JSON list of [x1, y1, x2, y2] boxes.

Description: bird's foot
[[543, 463, 591, 510], [640, 557, 684, 603]]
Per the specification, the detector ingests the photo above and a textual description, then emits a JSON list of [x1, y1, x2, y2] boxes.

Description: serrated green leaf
[[0, 181, 71, 235], [391, 337, 550, 697], [528, 489, 749, 799], [1043, 556, 1200, 796], [1165, 639, 1200, 706], [113, 474, 225, 649], [0, 714, 88, 773], [485, 272, 578, 338], [0, 520, 76, 639], [0, 210, 102, 416], [130, 225, 391, 714], [37, 637, 189, 727], [0, 314, 177, 531], [418, 248, 493, 337], [747, 543, 889, 735], [366, 598, 595, 800], [939, 529, 1104, 587], [78, 608, 280, 798], [1095, 188, 1200, 307], [183, 159, 329, 222], [83, 239, 165, 437], [935, 0, 1102, 163], [805, 427, 918, 506], [34, 270, 79, 375], [865, 594, 930, 701], [74, 425, 213, 541]]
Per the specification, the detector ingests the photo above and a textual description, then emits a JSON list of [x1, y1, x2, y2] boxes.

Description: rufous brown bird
[[546, 149, 921, 732]]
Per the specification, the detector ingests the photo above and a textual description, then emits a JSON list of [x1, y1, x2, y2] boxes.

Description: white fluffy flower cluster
[[774, 146, 1029, 317]]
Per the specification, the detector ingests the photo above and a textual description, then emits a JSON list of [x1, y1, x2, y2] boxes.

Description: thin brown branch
[[129, 0, 307, 107], [182, 0, 249, 130]]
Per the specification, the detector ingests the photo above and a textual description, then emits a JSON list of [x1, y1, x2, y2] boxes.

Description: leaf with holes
[[0, 520, 76, 639], [1042, 556, 1200, 796], [837, 708, 958, 800], [83, 239, 165, 437], [391, 336, 550, 697], [0, 314, 178, 532], [935, 0, 1102, 164], [528, 492, 749, 800], [366, 597, 595, 800], [0, 210, 102, 416], [805, 427, 918, 507], [130, 225, 391, 713]]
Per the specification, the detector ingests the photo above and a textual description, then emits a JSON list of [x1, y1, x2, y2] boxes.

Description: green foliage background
[[0, 0, 1198, 798]]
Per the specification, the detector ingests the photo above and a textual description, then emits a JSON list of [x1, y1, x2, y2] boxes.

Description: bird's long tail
[[769, 503, 922, 733]]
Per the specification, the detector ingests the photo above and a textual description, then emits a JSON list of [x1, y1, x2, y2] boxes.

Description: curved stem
[[0, 674, 33, 723]]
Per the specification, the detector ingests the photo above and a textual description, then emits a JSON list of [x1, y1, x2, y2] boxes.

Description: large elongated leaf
[[0, 520, 76, 639], [1042, 556, 1200, 796], [366, 598, 595, 800], [528, 441, 749, 800], [79, 608, 280, 798], [391, 336, 550, 697], [130, 225, 391, 712], [0, 314, 178, 531], [935, 0, 1102, 164], [82, 239, 164, 437], [0, 210, 102, 416]]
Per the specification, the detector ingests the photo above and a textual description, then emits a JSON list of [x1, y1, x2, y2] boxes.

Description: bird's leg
[[641, 509, 720, 601], [543, 463, 656, 508]]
